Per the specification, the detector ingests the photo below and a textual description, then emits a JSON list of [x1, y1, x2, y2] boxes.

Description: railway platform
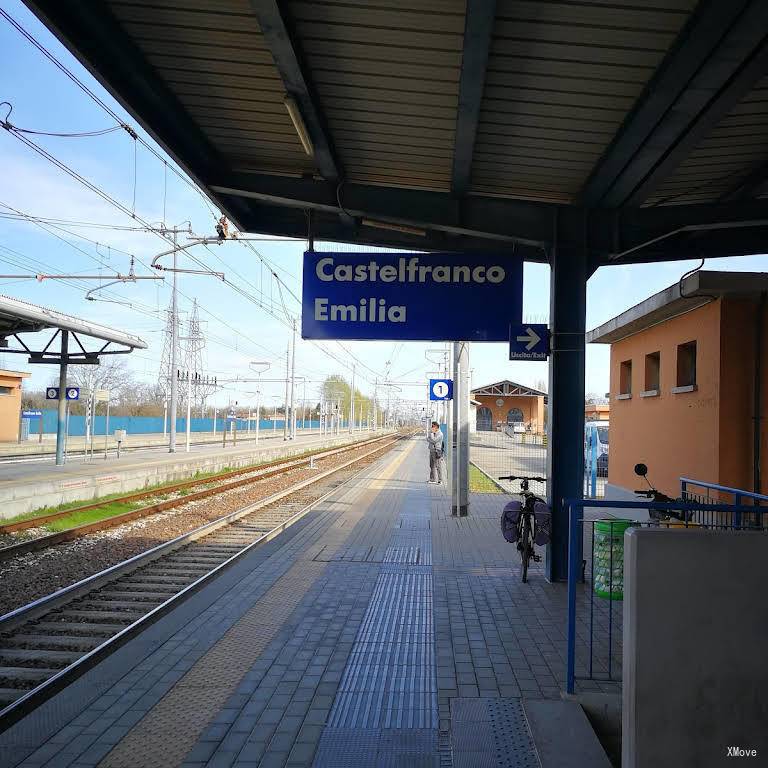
[[0, 430, 385, 518], [0, 437, 610, 768]]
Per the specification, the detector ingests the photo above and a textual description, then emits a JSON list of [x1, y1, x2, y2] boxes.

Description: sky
[[2, 0, 768, 414]]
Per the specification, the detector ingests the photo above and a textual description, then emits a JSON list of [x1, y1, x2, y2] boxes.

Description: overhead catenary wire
[[1, 12, 388, 392], [0, 9, 220, 221]]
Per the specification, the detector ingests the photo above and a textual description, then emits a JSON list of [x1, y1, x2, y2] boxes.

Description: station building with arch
[[471, 380, 546, 434]]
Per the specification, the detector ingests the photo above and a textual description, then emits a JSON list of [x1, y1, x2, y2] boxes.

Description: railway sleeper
[[0, 666, 59, 684], [0, 634, 103, 651], [72, 600, 160, 612], [0, 648, 80, 666], [31, 622, 125, 635], [53, 609, 141, 623], [95, 591, 175, 602]]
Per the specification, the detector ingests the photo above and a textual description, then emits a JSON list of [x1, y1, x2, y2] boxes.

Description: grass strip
[[469, 463, 504, 494]]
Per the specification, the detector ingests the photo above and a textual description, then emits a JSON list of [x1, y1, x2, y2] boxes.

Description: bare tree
[[118, 382, 164, 416], [68, 357, 130, 398]]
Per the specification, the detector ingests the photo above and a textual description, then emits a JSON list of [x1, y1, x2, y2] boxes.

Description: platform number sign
[[66, 387, 80, 401], [45, 387, 59, 400], [429, 379, 453, 401]]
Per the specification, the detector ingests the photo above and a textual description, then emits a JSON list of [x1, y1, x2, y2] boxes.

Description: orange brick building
[[585, 402, 610, 421], [587, 271, 768, 498], [471, 380, 546, 433], [0, 369, 31, 442]]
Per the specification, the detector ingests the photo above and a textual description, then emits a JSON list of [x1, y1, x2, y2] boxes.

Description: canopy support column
[[452, 341, 469, 516], [547, 239, 592, 581]]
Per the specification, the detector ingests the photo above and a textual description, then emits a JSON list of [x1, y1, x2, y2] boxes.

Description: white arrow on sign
[[516, 327, 541, 351]]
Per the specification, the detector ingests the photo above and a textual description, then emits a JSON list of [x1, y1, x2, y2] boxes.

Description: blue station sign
[[301, 251, 522, 342], [509, 324, 551, 361], [22, 410, 42, 418], [429, 379, 453, 401]]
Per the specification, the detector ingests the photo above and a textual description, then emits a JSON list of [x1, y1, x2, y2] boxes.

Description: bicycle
[[498, 475, 550, 583], [633, 463, 696, 525]]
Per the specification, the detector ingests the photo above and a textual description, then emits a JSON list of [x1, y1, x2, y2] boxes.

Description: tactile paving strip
[[328, 571, 436, 729], [488, 700, 541, 768], [383, 545, 421, 564], [450, 698, 540, 768], [315, 490, 438, 765], [312, 728, 438, 768]]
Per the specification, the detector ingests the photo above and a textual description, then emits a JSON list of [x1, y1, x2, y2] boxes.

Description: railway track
[[0, 430, 324, 464], [0, 434, 402, 728], [0, 433, 392, 561]]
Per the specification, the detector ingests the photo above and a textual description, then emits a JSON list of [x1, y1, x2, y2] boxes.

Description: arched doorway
[[506, 407, 523, 424], [476, 406, 493, 431]]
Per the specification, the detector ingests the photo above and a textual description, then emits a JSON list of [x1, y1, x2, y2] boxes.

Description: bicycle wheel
[[520, 515, 532, 583]]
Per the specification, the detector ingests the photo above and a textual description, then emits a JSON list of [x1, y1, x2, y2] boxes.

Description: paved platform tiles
[[0, 437, 613, 767]]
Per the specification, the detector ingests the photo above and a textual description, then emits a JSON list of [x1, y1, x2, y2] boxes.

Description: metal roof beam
[[719, 158, 768, 201], [215, 196, 548, 261], [249, 1, 341, 182], [212, 173, 768, 262], [579, 0, 768, 208], [452, 0, 496, 196], [210, 173, 552, 248]]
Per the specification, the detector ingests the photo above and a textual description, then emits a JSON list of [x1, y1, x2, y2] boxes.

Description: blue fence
[[565, 496, 765, 695], [30, 411, 322, 437], [681, 477, 768, 527]]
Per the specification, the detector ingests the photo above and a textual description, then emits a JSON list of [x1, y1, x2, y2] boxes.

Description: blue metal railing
[[681, 477, 767, 529], [565, 497, 763, 695]]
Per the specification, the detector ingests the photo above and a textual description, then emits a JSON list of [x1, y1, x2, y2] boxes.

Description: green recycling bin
[[593, 519, 634, 600]]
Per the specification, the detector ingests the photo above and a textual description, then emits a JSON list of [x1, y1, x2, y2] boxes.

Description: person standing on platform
[[427, 420, 444, 484]]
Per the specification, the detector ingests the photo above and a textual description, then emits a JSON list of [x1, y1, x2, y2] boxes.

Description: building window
[[506, 408, 523, 424], [476, 406, 493, 431], [618, 360, 632, 398], [643, 351, 660, 395], [676, 341, 697, 390], [0, 386, 11, 396]]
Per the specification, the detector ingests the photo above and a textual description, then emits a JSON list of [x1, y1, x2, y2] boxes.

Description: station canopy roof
[[0, 294, 147, 349], [587, 270, 768, 343], [25, 0, 768, 267]]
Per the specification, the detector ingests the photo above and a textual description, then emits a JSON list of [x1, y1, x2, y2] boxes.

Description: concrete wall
[[607, 301, 721, 496], [623, 528, 768, 768]]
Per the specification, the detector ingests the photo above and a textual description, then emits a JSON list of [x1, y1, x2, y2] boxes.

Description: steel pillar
[[546, 242, 591, 582], [452, 341, 469, 516], [169, 231, 179, 453], [55, 330, 68, 466]]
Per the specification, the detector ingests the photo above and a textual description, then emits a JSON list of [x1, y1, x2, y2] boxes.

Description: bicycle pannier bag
[[533, 501, 552, 545], [501, 501, 522, 543]]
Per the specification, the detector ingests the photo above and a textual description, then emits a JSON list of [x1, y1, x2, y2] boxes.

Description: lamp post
[[250, 361, 270, 444]]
